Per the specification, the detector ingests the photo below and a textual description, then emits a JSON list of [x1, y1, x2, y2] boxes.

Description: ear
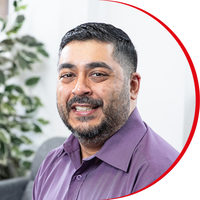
[[130, 72, 141, 100]]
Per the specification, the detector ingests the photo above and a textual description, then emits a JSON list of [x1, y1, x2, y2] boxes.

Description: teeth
[[75, 106, 94, 111]]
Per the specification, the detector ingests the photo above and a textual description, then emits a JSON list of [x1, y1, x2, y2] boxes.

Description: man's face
[[57, 40, 131, 145]]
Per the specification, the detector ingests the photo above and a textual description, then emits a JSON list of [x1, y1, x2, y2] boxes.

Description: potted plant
[[0, 0, 49, 179]]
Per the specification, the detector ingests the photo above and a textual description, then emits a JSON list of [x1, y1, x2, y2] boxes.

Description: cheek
[[57, 84, 71, 103], [94, 86, 114, 103]]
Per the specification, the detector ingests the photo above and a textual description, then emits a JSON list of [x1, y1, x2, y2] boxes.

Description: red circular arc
[[100, 0, 200, 199]]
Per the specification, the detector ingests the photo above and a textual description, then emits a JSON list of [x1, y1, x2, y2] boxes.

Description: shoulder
[[32, 144, 64, 199], [140, 122, 179, 165], [33, 144, 64, 186], [38, 144, 64, 173], [129, 123, 179, 192], [138, 122, 178, 171]]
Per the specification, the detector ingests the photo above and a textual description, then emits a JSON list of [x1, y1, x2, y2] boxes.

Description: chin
[[71, 118, 102, 132], [67, 116, 111, 144]]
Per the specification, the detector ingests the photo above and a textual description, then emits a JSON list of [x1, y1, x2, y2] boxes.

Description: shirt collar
[[62, 107, 147, 172], [63, 133, 80, 154], [96, 107, 147, 172]]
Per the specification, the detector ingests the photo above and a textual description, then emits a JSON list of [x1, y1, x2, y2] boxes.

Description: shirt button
[[76, 175, 82, 180]]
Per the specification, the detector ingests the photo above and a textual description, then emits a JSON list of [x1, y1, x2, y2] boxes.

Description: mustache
[[67, 96, 103, 111]]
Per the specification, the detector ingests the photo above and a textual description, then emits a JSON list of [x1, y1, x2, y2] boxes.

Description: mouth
[[67, 96, 103, 118], [74, 105, 98, 112], [71, 104, 100, 116]]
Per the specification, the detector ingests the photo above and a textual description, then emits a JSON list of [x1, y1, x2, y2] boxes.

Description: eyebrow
[[58, 63, 75, 71], [85, 62, 113, 71], [58, 62, 113, 72]]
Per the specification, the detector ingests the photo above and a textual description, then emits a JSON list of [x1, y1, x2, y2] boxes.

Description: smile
[[71, 104, 100, 116], [75, 106, 95, 111]]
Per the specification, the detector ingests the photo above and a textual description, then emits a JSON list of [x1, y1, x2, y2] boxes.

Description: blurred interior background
[[0, 0, 195, 164]]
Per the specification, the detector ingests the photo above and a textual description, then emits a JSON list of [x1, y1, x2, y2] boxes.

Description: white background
[[7, 0, 200, 199]]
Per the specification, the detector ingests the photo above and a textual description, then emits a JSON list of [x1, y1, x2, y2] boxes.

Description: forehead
[[58, 40, 118, 68]]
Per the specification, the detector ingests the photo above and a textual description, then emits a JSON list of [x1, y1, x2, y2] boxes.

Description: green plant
[[0, 0, 49, 179]]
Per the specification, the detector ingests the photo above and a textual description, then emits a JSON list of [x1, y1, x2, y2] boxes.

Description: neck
[[130, 101, 136, 115], [80, 142, 102, 159], [78, 129, 117, 160]]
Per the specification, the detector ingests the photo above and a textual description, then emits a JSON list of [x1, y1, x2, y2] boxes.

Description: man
[[33, 22, 179, 200]]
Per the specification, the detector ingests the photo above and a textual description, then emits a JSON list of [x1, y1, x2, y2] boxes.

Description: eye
[[60, 73, 75, 79], [59, 73, 76, 83], [90, 71, 109, 83], [91, 72, 107, 77]]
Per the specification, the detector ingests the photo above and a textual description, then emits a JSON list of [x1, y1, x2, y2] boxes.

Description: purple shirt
[[32, 108, 179, 200]]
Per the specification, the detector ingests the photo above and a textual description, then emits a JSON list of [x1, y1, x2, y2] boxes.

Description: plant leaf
[[11, 136, 24, 145], [26, 107, 36, 113], [13, 1, 17, 8], [15, 5, 27, 11], [37, 118, 49, 125], [6, 24, 22, 35], [29, 42, 43, 47], [22, 50, 38, 59], [20, 136, 32, 144], [0, 17, 7, 31], [6, 15, 25, 35], [5, 84, 23, 94], [9, 120, 19, 128], [20, 122, 31, 132], [22, 161, 31, 169], [0, 123, 10, 133], [0, 141, 5, 155], [0, 131, 8, 143], [5, 85, 15, 92], [12, 146, 21, 156], [0, 93, 3, 103], [25, 77, 40, 86], [0, 39, 14, 46], [21, 96, 32, 106], [33, 124, 42, 133], [22, 150, 34, 157], [16, 15, 25, 24], [34, 96, 43, 106], [2, 102, 16, 114], [16, 35, 42, 47], [16, 53, 29, 69], [7, 93, 19, 104], [37, 48, 49, 57], [14, 86, 24, 94], [17, 35, 35, 45], [0, 70, 5, 84]]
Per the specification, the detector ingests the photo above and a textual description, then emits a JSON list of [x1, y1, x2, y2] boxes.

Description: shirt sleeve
[[32, 147, 62, 200], [32, 161, 44, 200]]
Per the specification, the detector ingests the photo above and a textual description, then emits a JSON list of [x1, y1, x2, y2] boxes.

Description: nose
[[72, 75, 92, 96]]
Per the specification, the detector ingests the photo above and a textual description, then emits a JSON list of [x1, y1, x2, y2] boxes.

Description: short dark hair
[[58, 22, 138, 75]]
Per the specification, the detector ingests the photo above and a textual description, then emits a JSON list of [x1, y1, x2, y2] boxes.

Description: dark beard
[[57, 84, 130, 146]]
